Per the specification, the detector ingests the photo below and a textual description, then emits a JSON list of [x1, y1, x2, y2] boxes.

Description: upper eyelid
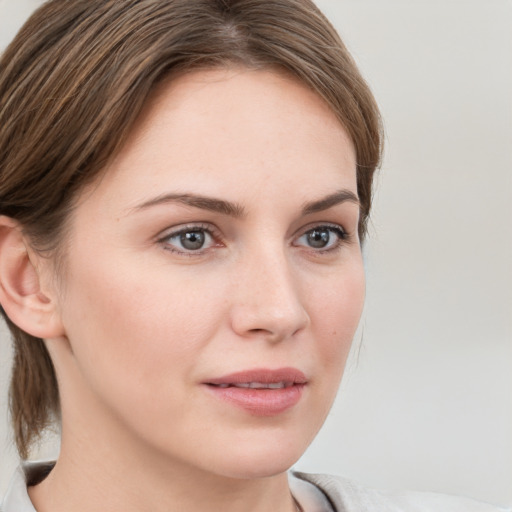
[[156, 222, 220, 240], [291, 224, 352, 253], [293, 221, 348, 238], [156, 224, 221, 256], [156, 221, 349, 239], [154, 219, 353, 245]]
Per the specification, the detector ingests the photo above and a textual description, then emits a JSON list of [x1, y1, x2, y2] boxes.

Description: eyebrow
[[301, 189, 360, 215], [132, 193, 246, 218], [131, 189, 359, 217]]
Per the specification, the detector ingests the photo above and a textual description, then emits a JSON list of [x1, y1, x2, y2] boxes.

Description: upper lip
[[205, 367, 307, 386]]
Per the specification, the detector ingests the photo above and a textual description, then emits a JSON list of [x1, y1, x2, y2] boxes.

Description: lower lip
[[205, 384, 305, 416]]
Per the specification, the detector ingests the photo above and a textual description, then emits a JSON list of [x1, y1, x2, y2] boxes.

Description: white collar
[[1, 461, 335, 512]]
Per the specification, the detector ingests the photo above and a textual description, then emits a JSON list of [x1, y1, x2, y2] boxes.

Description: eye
[[159, 225, 217, 254], [295, 225, 347, 251]]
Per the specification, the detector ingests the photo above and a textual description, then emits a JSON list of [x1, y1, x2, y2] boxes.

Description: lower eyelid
[[292, 226, 348, 251], [157, 223, 350, 254], [156, 224, 221, 252]]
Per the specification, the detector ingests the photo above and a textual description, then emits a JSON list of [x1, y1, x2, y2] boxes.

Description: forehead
[[78, 67, 357, 213]]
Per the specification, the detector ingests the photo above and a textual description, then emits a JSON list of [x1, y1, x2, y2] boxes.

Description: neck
[[30, 345, 302, 512], [29, 408, 298, 512]]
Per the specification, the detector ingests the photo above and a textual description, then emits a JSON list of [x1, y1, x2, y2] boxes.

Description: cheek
[[58, 252, 227, 398], [308, 260, 365, 374]]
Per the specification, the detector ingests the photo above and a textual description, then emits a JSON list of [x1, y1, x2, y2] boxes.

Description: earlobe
[[0, 216, 64, 339]]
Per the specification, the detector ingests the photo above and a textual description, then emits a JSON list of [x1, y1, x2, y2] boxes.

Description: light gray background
[[1, 0, 511, 506]]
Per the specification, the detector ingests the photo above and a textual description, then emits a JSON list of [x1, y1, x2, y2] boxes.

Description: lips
[[204, 368, 307, 416], [213, 381, 293, 389], [206, 367, 307, 386]]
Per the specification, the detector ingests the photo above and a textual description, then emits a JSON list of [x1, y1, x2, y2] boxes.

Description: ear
[[0, 216, 64, 339]]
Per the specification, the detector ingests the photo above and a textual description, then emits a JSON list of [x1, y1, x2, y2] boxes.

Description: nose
[[229, 247, 310, 342]]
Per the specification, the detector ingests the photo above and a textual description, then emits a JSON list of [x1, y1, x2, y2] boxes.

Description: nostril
[[230, 287, 310, 341]]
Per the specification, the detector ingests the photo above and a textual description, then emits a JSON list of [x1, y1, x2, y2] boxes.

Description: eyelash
[[293, 224, 349, 254], [157, 223, 350, 256], [157, 223, 222, 256]]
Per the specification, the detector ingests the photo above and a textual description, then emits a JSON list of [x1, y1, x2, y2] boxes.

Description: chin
[[191, 429, 313, 480], [211, 455, 300, 480]]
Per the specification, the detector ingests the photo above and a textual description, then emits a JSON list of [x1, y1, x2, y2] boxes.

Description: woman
[[0, 1, 508, 511]]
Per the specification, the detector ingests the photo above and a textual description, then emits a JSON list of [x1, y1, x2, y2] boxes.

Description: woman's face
[[49, 68, 364, 478]]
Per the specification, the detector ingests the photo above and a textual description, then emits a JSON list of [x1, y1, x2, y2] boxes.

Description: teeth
[[213, 382, 293, 389], [267, 382, 285, 389], [249, 382, 268, 389]]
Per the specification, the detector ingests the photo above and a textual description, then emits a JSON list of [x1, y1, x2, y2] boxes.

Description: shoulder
[[1, 461, 54, 512], [291, 471, 512, 512]]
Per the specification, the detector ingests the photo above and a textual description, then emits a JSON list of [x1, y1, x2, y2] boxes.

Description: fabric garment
[[291, 471, 511, 512], [1, 461, 511, 512]]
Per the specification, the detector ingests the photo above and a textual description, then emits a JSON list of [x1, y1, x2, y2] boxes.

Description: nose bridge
[[230, 239, 309, 341]]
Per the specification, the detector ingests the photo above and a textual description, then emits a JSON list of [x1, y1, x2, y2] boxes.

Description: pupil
[[181, 231, 205, 250], [308, 229, 329, 248]]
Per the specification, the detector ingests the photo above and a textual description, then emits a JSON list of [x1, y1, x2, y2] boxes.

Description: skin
[[28, 68, 365, 512]]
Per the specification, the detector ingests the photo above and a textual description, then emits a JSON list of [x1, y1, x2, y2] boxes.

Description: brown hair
[[0, 0, 382, 459]]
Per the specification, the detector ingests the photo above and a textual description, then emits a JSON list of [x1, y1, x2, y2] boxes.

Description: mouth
[[209, 381, 295, 389], [205, 367, 307, 386], [204, 368, 307, 416]]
